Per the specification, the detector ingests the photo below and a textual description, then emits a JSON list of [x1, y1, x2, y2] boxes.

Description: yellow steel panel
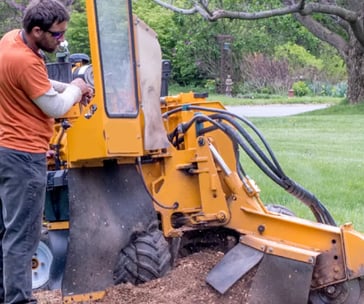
[[241, 234, 320, 264], [63, 291, 105, 303], [341, 223, 364, 278], [46, 221, 69, 230], [226, 195, 343, 252], [66, 111, 107, 164], [67, 0, 144, 163], [66, 0, 108, 163], [105, 119, 143, 155]]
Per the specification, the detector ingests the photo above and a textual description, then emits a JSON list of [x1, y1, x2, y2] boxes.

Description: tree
[[0, 1, 24, 36], [153, 0, 364, 104], [4, 0, 75, 7], [1, 0, 88, 55], [66, 0, 90, 55], [1, 0, 75, 35], [3, 0, 75, 12], [134, 1, 300, 90]]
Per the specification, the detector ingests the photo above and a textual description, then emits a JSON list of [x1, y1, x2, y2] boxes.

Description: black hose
[[136, 157, 178, 210], [282, 177, 336, 225], [209, 113, 285, 178], [219, 122, 287, 187], [164, 106, 336, 226], [163, 105, 285, 173], [171, 113, 286, 187]]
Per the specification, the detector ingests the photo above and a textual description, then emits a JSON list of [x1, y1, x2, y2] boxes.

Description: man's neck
[[20, 30, 42, 58]]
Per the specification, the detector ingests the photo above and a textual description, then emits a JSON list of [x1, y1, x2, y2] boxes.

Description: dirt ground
[[34, 250, 253, 304]]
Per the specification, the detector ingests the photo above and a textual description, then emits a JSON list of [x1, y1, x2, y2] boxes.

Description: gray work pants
[[0, 147, 46, 303]]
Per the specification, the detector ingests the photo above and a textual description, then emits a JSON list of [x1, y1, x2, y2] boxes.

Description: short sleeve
[[18, 60, 52, 100]]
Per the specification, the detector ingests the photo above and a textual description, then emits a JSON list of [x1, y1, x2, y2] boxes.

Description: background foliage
[[132, 0, 347, 96], [0, 0, 347, 97]]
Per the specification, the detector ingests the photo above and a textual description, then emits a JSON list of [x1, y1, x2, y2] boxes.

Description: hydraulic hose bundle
[[163, 105, 336, 226]]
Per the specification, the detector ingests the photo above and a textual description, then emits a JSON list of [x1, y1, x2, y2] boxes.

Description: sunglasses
[[46, 30, 66, 39]]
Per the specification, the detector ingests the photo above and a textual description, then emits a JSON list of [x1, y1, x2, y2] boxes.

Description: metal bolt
[[217, 212, 226, 222], [326, 285, 336, 295], [257, 225, 265, 234], [198, 137, 205, 146]]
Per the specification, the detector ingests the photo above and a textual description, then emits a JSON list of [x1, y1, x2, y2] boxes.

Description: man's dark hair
[[22, 0, 70, 33]]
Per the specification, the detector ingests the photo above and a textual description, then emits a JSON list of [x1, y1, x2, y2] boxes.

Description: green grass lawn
[[208, 94, 343, 106], [169, 85, 363, 230], [168, 84, 343, 105], [237, 103, 364, 232]]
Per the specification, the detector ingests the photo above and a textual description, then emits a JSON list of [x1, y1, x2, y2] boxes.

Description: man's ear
[[31, 26, 43, 39]]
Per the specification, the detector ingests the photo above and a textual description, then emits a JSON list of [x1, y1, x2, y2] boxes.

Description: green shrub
[[308, 82, 347, 97], [292, 81, 311, 96], [204, 79, 217, 93], [324, 82, 347, 97], [275, 42, 323, 71]]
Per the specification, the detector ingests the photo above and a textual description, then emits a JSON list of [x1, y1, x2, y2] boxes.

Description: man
[[0, 0, 92, 303]]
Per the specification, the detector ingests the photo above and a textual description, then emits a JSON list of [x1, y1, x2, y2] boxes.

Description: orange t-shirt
[[0, 29, 53, 153]]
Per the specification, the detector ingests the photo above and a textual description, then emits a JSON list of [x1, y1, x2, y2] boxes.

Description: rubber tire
[[178, 228, 239, 257], [113, 228, 171, 285], [358, 277, 364, 303], [32, 231, 53, 290]]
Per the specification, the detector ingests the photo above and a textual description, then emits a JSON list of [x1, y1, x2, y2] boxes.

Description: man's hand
[[80, 87, 94, 106], [70, 78, 94, 105]]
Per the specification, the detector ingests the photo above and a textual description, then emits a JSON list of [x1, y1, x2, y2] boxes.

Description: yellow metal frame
[[63, 291, 105, 303], [45, 221, 69, 230], [58, 0, 145, 168], [45, 0, 364, 302], [141, 92, 364, 291]]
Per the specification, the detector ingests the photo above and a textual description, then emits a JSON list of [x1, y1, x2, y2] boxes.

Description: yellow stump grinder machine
[[31, 0, 364, 303]]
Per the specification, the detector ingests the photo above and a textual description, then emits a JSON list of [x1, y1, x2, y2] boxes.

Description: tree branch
[[210, 1, 306, 20], [153, 0, 364, 56], [287, 0, 364, 53], [4, 0, 26, 12], [152, 0, 198, 15], [299, 3, 358, 22], [152, 0, 307, 20], [4, 0, 75, 12], [294, 13, 350, 60]]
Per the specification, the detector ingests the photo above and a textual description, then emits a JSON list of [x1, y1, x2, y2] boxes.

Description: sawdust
[[34, 250, 253, 304]]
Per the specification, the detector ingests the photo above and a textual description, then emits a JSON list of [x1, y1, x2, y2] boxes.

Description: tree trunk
[[345, 39, 364, 104]]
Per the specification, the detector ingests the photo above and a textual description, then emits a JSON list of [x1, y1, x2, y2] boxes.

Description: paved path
[[226, 104, 330, 117]]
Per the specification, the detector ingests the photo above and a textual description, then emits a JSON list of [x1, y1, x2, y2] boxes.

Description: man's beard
[[37, 40, 58, 53]]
